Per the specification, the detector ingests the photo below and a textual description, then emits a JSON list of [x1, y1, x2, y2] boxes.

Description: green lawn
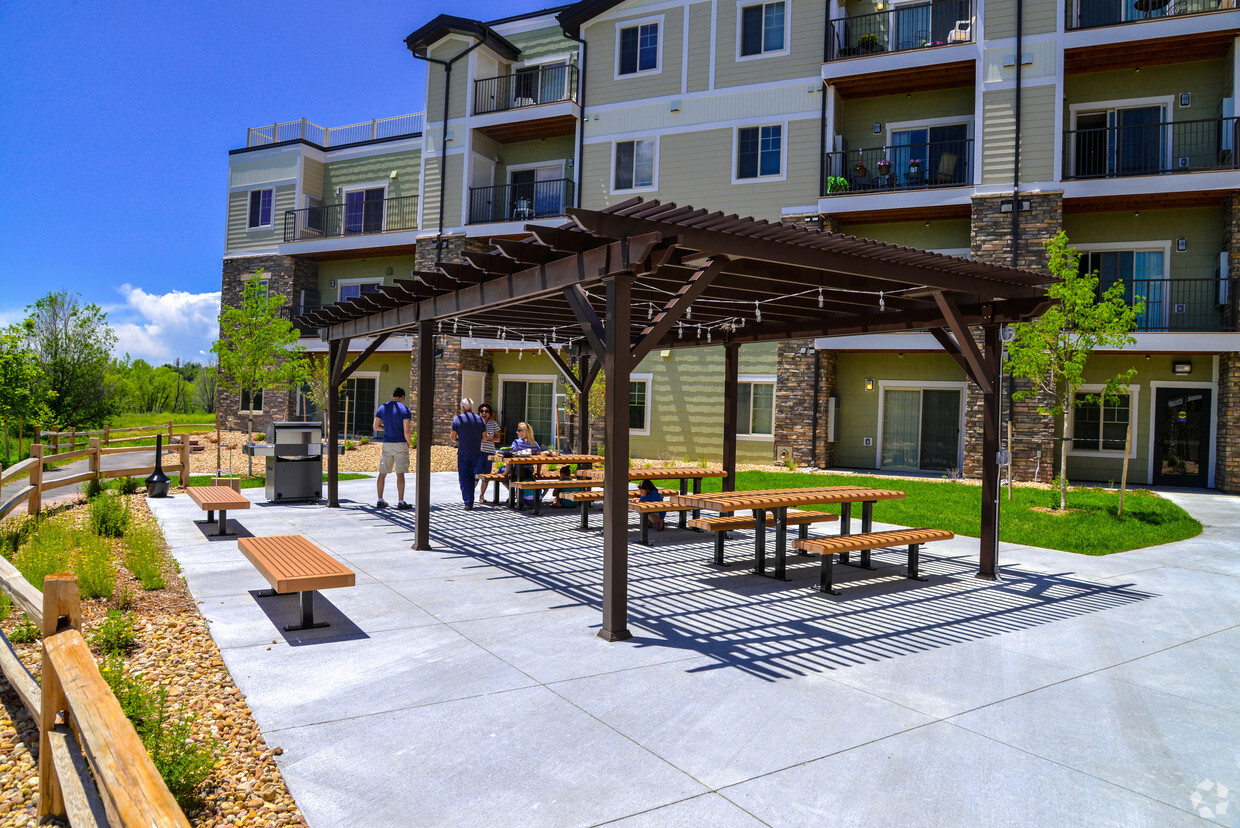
[[107, 413, 214, 429], [698, 471, 1201, 555], [186, 473, 370, 489]]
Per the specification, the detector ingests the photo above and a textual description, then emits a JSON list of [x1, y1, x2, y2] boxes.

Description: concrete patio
[[148, 476, 1240, 827]]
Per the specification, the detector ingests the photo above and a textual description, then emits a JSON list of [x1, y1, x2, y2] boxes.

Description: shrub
[[91, 609, 136, 654], [0, 519, 38, 561], [124, 525, 166, 590], [13, 521, 74, 589], [114, 476, 140, 495], [76, 534, 116, 599], [83, 475, 106, 499], [88, 492, 130, 537], [114, 584, 136, 611], [9, 616, 40, 644], [0, 592, 11, 622]]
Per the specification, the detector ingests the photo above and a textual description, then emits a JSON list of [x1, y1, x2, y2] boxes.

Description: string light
[[818, 287, 824, 308], [697, 325, 702, 338], [678, 322, 683, 339], [437, 321, 442, 333], [707, 328, 712, 343], [686, 306, 691, 320], [879, 291, 885, 312], [647, 303, 653, 320], [453, 318, 458, 334], [754, 301, 761, 323]]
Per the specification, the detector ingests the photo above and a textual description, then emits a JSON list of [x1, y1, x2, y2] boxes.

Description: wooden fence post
[[28, 444, 43, 515], [89, 438, 101, 477], [69, 428, 76, 453], [102, 425, 110, 447], [180, 439, 190, 488], [51, 431, 59, 457], [38, 575, 81, 823], [168, 420, 174, 441]]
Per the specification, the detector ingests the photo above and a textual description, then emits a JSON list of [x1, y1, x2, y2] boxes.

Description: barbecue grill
[[242, 422, 323, 502]]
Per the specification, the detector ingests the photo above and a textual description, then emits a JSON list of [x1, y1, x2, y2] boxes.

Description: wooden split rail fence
[[39, 422, 213, 459], [0, 441, 191, 522], [0, 566, 191, 825]]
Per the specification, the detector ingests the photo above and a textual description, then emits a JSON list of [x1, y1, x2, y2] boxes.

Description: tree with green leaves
[[211, 272, 307, 474], [0, 331, 49, 466], [18, 291, 118, 428], [1007, 232, 1143, 510]]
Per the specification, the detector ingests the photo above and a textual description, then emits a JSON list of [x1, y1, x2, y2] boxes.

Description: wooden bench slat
[[628, 501, 696, 513], [688, 510, 839, 531], [187, 485, 251, 510], [791, 528, 954, 556], [238, 535, 355, 594]]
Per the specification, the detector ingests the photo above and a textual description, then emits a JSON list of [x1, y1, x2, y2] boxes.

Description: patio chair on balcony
[[898, 30, 930, 50], [947, 17, 974, 43], [936, 152, 960, 185]]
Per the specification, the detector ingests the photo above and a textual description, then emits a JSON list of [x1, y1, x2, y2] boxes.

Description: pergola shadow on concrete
[[303, 198, 1055, 641]]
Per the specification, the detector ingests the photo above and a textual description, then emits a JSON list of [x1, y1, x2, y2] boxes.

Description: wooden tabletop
[[668, 486, 906, 510], [502, 454, 603, 465], [187, 485, 251, 510], [581, 467, 727, 481]]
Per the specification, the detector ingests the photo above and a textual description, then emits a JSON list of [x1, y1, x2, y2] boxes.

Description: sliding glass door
[[881, 387, 962, 471]]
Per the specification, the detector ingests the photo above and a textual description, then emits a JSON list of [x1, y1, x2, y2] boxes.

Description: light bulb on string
[[678, 322, 683, 339], [647, 303, 653, 321], [818, 287, 824, 308], [879, 291, 885, 312], [437, 321, 442, 333], [755, 301, 761, 323], [686, 305, 691, 320], [453, 318, 458, 334], [697, 325, 702, 339], [707, 328, 712, 343]]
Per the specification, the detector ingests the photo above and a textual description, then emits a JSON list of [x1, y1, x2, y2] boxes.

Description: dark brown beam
[[929, 327, 974, 379], [328, 337, 351, 388], [722, 343, 739, 493], [414, 321, 434, 551], [463, 250, 522, 276], [978, 324, 1002, 580], [600, 274, 635, 643], [339, 333, 392, 382], [527, 225, 599, 252], [932, 292, 993, 394], [326, 337, 349, 508], [565, 284, 606, 360], [541, 344, 582, 394], [632, 256, 727, 364], [492, 238, 557, 265]]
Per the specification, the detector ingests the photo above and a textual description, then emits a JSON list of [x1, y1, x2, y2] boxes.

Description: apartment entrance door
[[1152, 387, 1211, 487]]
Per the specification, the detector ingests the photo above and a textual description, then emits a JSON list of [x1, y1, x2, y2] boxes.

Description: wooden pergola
[[302, 199, 1055, 641]]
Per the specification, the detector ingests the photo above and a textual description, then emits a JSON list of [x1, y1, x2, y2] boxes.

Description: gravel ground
[[0, 493, 305, 827]]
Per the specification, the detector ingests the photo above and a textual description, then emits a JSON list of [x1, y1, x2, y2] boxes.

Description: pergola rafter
[[301, 199, 1056, 642]]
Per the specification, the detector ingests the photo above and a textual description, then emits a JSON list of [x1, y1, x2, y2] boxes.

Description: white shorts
[[380, 442, 410, 474]]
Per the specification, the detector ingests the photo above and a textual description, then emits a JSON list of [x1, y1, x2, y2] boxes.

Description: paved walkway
[[148, 478, 1240, 827]]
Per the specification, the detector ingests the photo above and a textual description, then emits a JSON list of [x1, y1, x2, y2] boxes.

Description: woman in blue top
[[511, 421, 540, 453]]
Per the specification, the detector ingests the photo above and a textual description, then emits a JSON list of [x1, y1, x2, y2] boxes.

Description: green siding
[[987, 0, 1058, 39], [317, 255, 419, 304], [840, 87, 974, 161], [496, 136, 576, 186], [840, 219, 971, 250], [713, 0, 827, 90], [426, 40, 471, 122], [225, 183, 295, 252], [508, 27, 578, 63], [1064, 207, 1225, 280], [585, 9, 685, 107], [322, 149, 422, 204], [686, 2, 712, 93], [421, 154, 464, 230], [981, 85, 1055, 185], [1065, 59, 1227, 119]]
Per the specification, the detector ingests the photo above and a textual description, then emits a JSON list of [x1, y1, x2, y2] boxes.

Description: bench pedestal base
[[195, 509, 234, 537], [257, 589, 329, 631]]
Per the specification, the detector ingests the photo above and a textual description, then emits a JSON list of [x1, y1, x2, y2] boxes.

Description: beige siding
[[1065, 59, 1226, 116], [714, 0, 826, 89], [686, 2, 713, 92], [985, 0, 1058, 39], [425, 39, 472, 123], [228, 154, 298, 190], [420, 154, 464, 230], [840, 219, 971, 250], [225, 183, 295, 252], [583, 119, 820, 219], [981, 86, 1055, 185], [303, 158, 324, 206], [585, 10, 685, 106], [322, 149, 421, 203]]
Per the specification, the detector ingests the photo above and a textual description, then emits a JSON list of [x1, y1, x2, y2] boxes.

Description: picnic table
[[581, 467, 727, 530], [498, 453, 603, 510], [669, 486, 907, 579]]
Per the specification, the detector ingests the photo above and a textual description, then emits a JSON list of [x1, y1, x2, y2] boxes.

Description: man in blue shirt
[[451, 397, 486, 510], [372, 387, 412, 510]]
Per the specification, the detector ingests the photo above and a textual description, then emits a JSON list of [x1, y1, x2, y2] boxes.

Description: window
[[740, 1, 786, 57], [629, 375, 652, 433], [618, 21, 659, 75], [1072, 104, 1167, 178], [343, 187, 385, 234], [1072, 393, 1131, 453], [736, 125, 782, 180], [880, 387, 962, 471], [499, 378, 556, 446], [614, 139, 655, 190], [1079, 249, 1166, 331], [338, 280, 381, 302], [737, 380, 775, 436], [240, 388, 263, 413], [248, 188, 273, 228]]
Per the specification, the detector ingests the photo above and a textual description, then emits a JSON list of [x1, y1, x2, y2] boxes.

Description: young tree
[[18, 291, 118, 428], [303, 354, 333, 422], [1007, 232, 1143, 510], [0, 331, 49, 465], [194, 358, 219, 414], [212, 272, 307, 474]]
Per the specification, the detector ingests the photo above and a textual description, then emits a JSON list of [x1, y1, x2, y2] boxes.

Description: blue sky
[[0, 0, 530, 364]]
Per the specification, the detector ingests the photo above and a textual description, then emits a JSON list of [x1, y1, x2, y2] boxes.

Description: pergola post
[[978, 324, 1003, 579], [722, 343, 739, 493], [577, 352, 592, 455], [414, 320, 434, 551], [599, 274, 634, 642], [325, 339, 346, 508]]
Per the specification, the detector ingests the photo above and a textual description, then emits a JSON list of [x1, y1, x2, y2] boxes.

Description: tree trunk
[[1059, 414, 1069, 511], [246, 397, 254, 477]]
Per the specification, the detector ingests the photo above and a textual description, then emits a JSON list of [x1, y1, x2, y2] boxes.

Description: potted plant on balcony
[[858, 33, 880, 53], [876, 158, 893, 176], [908, 158, 923, 174], [853, 155, 868, 178], [826, 176, 850, 194]]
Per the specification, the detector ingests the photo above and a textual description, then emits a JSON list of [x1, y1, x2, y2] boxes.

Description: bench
[[510, 479, 604, 515], [690, 510, 839, 566], [237, 535, 356, 631], [475, 472, 508, 505], [629, 500, 702, 546], [791, 528, 954, 595], [562, 488, 678, 530], [187, 485, 251, 537]]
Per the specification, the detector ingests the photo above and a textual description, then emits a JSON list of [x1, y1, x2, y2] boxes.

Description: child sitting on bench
[[551, 465, 580, 508], [637, 479, 666, 531]]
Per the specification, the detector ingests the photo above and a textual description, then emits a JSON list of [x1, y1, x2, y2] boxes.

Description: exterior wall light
[[1172, 361, 1192, 375], [865, 378, 875, 391]]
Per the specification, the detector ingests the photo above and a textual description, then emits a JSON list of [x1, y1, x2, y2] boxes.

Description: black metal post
[[414, 321, 434, 551], [978, 324, 1002, 579], [722, 343, 739, 493], [599, 274, 634, 642]]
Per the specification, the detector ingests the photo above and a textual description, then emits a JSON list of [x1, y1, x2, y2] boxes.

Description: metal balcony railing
[[246, 114, 424, 148], [283, 194, 418, 242], [1063, 116, 1239, 180], [468, 178, 575, 224], [822, 138, 973, 196], [1105, 277, 1237, 332], [280, 303, 323, 337], [1066, 0, 1229, 30], [826, 0, 973, 61], [473, 65, 579, 115]]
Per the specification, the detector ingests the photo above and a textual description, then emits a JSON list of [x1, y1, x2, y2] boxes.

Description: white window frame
[[731, 122, 788, 184], [1067, 96, 1175, 179], [885, 115, 974, 147], [1067, 384, 1140, 459], [630, 372, 653, 435], [497, 373, 559, 445], [736, 0, 790, 61], [340, 181, 389, 234], [874, 380, 967, 470], [612, 137, 659, 193], [737, 374, 777, 441], [337, 277, 383, 303], [1074, 241, 1172, 330], [240, 387, 264, 414], [343, 370, 381, 437], [246, 187, 274, 230], [614, 15, 664, 80]]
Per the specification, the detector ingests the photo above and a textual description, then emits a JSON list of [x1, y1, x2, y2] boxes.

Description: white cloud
[[111, 284, 220, 365]]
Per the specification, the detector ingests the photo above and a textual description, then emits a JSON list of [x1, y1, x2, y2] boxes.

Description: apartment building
[[219, 0, 1240, 491]]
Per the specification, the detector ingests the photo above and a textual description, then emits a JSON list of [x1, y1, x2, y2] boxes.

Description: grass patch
[[699, 472, 1201, 555], [91, 610, 137, 654], [107, 413, 212, 429], [75, 534, 117, 599], [88, 492, 130, 537], [124, 524, 166, 590], [13, 520, 74, 589], [186, 473, 370, 489]]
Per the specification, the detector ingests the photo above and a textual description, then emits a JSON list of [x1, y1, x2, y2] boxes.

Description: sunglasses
[[480, 409, 492, 414]]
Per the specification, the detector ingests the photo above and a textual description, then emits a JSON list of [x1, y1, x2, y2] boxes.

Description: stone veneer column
[[1217, 192, 1240, 493], [773, 340, 836, 468], [962, 192, 1062, 480], [217, 254, 319, 431]]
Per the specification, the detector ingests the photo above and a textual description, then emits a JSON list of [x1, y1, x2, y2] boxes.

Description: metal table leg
[[839, 502, 852, 565], [578, 500, 591, 531], [753, 509, 767, 574], [690, 478, 703, 528], [773, 506, 789, 581], [217, 509, 228, 536], [678, 480, 689, 529]]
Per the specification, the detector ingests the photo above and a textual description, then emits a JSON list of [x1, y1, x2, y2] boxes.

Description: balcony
[[280, 303, 323, 337], [473, 65, 579, 115], [1066, 0, 1231, 30], [467, 179, 575, 225], [283, 195, 418, 243], [1109, 277, 1237, 332], [1063, 116, 1238, 180], [822, 139, 972, 197], [826, 0, 973, 61], [246, 114, 423, 149]]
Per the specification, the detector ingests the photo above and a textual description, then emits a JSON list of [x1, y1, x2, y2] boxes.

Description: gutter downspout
[[412, 35, 488, 264], [563, 30, 587, 208]]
